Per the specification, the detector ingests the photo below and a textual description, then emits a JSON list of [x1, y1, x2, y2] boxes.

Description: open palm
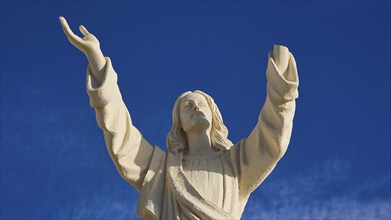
[[59, 16, 100, 55]]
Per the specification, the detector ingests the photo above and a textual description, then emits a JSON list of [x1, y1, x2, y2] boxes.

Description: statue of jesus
[[60, 16, 299, 219]]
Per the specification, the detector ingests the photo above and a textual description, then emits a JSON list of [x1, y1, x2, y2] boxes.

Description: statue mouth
[[192, 111, 205, 118]]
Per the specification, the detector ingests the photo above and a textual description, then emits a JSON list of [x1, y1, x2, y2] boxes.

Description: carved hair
[[166, 90, 233, 155]]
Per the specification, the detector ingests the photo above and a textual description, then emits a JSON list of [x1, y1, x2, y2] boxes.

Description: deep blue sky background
[[1, 1, 390, 219]]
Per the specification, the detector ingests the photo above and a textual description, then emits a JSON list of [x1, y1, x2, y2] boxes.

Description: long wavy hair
[[166, 90, 233, 155]]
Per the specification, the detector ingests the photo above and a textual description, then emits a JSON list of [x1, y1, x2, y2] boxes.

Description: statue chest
[[181, 153, 237, 211]]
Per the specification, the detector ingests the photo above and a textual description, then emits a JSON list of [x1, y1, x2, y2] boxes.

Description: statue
[[59, 16, 299, 219]]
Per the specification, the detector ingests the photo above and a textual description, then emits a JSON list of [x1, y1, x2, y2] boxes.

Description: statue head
[[166, 90, 233, 155]]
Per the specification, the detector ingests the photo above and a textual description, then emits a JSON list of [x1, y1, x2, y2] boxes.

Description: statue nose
[[194, 106, 200, 110]]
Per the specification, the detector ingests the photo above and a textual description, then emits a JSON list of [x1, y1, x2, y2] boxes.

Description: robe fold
[[86, 51, 299, 219]]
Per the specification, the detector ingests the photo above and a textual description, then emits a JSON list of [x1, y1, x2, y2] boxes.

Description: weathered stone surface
[[60, 16, 299, 219]]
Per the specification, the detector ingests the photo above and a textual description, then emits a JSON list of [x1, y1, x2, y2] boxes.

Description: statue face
[[179, 93, 212, 133]]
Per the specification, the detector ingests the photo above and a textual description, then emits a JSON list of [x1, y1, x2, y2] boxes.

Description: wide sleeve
[[230, 51, 299, 198], [86, 57, 155, 191]]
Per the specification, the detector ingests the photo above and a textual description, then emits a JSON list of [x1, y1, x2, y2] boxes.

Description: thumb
[[79, 25, 90, 37]]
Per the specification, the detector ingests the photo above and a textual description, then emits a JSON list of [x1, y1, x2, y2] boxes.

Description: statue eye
[[184, 103, 191, 110], [199, 102, 206, 107]]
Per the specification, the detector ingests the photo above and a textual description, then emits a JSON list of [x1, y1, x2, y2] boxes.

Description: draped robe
[[86, 51, 299, 219]]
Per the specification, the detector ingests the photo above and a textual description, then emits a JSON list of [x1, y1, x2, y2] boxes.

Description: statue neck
[[186, 130, 215, 156]]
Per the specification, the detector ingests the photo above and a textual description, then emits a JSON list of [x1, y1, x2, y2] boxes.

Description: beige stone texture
[[60, 16, 299, 219]]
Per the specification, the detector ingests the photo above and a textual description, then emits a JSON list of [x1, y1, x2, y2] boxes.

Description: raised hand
[[272, 45, 290, 74], [59, 16, 106, 79], [60, 16, 101, 55]]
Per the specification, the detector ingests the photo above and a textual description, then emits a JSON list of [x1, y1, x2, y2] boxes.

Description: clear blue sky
[[1, 1, 390, 219]]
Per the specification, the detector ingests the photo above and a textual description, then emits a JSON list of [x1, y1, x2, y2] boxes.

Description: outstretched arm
[[59, 17, 155, 191], [232, 45, 299, 197]]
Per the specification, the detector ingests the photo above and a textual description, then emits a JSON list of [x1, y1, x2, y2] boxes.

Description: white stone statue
[[60, 16, 299, 219]]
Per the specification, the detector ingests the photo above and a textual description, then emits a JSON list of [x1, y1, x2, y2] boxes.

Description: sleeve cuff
[[266, 52, 299, 100], [86, 57, 121, 108]]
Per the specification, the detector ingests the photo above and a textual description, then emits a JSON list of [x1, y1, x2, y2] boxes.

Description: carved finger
[[59, 17, 75, 38], [59, 16, 83, 45], [79, 25, 90, 37]]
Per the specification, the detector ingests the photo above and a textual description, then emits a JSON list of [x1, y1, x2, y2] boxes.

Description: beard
[[182, 115, 211, 133]]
